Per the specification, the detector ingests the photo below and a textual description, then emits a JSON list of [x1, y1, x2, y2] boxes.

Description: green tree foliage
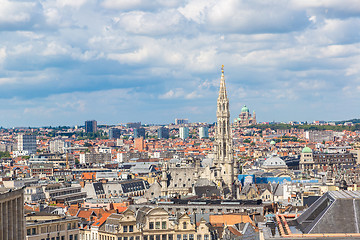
[[0, 151, 10, 158], [246, 123, 360, 132]]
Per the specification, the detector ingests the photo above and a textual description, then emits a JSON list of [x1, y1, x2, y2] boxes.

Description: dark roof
[[295, 190, 360, 234], [93, 182, 104, 195]]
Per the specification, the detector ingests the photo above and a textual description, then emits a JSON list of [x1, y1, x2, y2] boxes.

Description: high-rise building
[[17, 134, 37, 154], [179, 127, 189, 140], [157, 127, 169, 139], [134, 128, 145, 139], [134, 138, 145, 151], [199, 126, 209, 139], [109, 128, 121, 139], [85, 120, 97, 133], [175, 118, 188, 125], [0, 188, 25, 240], [212, 65, 238, 197]]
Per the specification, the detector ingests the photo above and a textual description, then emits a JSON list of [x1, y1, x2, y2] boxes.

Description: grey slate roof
[[295, 190, 360, 234]]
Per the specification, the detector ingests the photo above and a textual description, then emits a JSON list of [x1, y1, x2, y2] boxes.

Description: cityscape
[[1, 66, 360, 240], [1, 1, 360, 240]]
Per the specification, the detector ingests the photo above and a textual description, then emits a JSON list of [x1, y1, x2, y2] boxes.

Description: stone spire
[[213, 65, 236, 197]]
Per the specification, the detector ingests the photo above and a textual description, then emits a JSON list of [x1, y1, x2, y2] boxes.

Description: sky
[[0, 0, 360, 127]]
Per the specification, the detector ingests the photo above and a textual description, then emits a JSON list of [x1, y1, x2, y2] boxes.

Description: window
[[123, 226, 128, 232], [124, 237, 128, 240], [61, 236, 65, 240], [67, 223, 71, 230], [189, 235, 194, 240], [197, 235, 202, 240], [177, 235, 181, 240], [150, 236, 154, 240], [118, 238, 122, 240], [155, 222, 160, 229], [75, 235, 78, 240], [168, 235, 173, 240], [143, 237, 148, 240], [183, 235, 188, 240], [183, 222, 187, 229], [136, 237, 140, 240], [129, 225, 134, 232], [27, 229, 31, 236], [69, 235, 73, 240], [156, 236, 160, 240], [52, 237, 55, 240], [204, 235, 209, 240], [149, 222, 154, 229], [162, 234, 167, 240], [162, 221, 166, 229], [32, 228, 36, 235]]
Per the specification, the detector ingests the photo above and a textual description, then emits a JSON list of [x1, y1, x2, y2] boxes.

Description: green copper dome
[[302, 146, 312, 153], [241, 105, 249, 113]]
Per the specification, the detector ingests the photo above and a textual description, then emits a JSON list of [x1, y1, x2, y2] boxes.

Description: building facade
[[85, 120, 97, 133], [233, 106, 256, 127], [179, 127, 189, 140], [109, 128, 121, 139], [211, 66, 238, 198], [300, 147, 356, 171], [199, 127, 209, 139], [18, 134, 37, 154], [26, 213, 79, 240], [0, 188, 25, 240], [134, 128, 146, 139], [157, 127, 170, 139]]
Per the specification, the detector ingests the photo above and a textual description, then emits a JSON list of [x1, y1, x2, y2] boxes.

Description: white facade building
[[179, 127, 189, 140], [17, 134, 37, 154]]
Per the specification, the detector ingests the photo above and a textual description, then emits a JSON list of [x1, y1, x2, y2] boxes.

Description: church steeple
[[213, 65, 237, 198], [218, 65, 227, 100]]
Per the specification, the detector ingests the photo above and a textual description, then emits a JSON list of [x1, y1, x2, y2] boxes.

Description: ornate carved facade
[[211, 66, 238, 198]]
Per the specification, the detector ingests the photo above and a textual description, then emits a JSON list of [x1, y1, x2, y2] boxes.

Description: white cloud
[[0, 47, 6, 65], [0, 0, 360, 125], [0, 0, 35, 22]]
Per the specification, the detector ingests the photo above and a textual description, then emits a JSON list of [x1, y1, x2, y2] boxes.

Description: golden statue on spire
[[221, 65, 224, 73]]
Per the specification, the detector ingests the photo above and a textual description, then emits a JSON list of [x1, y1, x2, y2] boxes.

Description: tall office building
[[17, 134, 37, 154], [157, 127, 170, 139], [134, 128, 146, 139], [175, 118, 188, 125], [0, 188, 25, 240], [199, 126, 209, 139], [85, 120, 97, 133], [179, 127, 189, 140], [109, 128, 121, 139]]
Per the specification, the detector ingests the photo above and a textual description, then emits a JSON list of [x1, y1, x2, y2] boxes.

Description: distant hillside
[[333, 119, 360, 124]]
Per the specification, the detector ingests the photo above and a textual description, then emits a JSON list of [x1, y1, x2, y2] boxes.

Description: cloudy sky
[[0, 0, 360, 127]]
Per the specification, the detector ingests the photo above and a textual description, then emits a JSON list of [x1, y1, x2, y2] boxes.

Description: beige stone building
[[0, 187, 25, 240], [233, 106, 256, 127], [26, 212, 79, 240], [80, 207, 212, 240]]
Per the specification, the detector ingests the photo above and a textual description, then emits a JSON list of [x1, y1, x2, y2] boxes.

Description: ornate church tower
[[213, 65, 237, 197]]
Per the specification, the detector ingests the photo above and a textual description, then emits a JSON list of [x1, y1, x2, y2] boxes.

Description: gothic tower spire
[[213, 65, 236, 198]]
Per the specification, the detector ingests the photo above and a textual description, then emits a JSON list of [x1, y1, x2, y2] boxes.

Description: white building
[[49, 139, 71, 153], [198, 126, 209, 139], [179, 127, 189, 140], [17, 134, 37, 154]]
